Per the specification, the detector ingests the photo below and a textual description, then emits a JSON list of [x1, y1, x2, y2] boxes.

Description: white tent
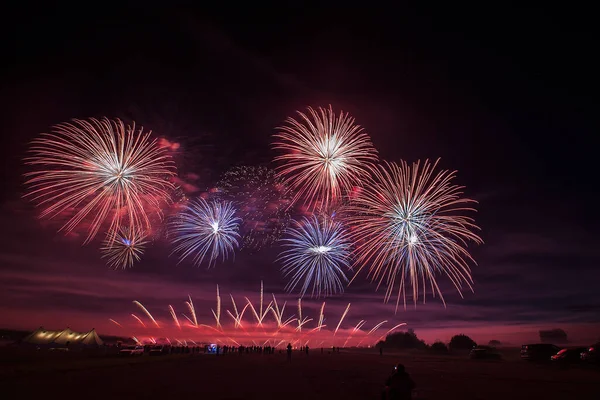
[[22, 327, 103, 347]]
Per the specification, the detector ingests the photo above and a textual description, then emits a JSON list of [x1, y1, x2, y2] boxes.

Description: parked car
[[580, 344, 599, 364], [551, 347, 587, 364], [149, 345, 169, 356], [470, 345, 501, 360], [119, 345, 144, 356], [521, 344, 559, 361]]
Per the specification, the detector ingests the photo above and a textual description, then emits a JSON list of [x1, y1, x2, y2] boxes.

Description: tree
[[380, 330, 427, 350], [539, 329, 568, 343], [430, 341, 449, 354], [488, 340, 502, 347], [449, 334, 476, 350]]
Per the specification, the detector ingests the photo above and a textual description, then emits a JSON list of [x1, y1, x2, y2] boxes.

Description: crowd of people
[[120, 342, 415, 399], [214, 345, 277, 355], [211, 343, 416, 399], [207, 344, 346, 357]]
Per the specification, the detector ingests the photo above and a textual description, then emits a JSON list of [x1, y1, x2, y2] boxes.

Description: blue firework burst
[[278, 214, 352, 298], [170, 198, 241, 267]]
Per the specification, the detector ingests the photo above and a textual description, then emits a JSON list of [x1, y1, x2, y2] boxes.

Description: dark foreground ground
[[1, 349, 599, 399]]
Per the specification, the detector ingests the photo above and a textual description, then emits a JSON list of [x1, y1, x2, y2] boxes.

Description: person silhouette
[[382, 364, 415, 400], [287, 343, 292, 362]]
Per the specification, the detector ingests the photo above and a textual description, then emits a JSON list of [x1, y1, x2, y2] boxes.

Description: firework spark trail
[[348, 159, 482, 311], [131, 314, 146, 328], [307, 325, 327, 334], [101, 226, 148, 269], [168, 305, 181, 329], [270, 294, 296, 335], [182, 314, 195, 327], [24, 118, 175, 244], [296, 299, 302, 332], [357, 320, 388, 347], [198, 324, 221, 333], [245, 281, 273, 326], [317, 302, 326, 331], [297, 298, 302, 332], [227, 294, 250, 329], [170, 198, 241, 267], [211, 286, 221, 330], [227, 295, 240, 327], [260, 281, 265, 322], [269, 294, 294, 328], [367, 320, 389, 336], [269, 294, 285, 327], [185, 295, 198, 328], [108, 318, 122, 328], [297, 322, 328, 343], [295, 299, 313, 332], [343, 320, 366, 347], [273, 106, 378, 210], [334, 303, 351, 336], [245, 297, 274, 326], [133, 301, 159, 327], [278, 215, 352, 297], [375, 323, 407, 344]]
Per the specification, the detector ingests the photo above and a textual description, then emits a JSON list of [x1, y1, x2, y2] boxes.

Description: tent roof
[[22, 327, 103, 347]]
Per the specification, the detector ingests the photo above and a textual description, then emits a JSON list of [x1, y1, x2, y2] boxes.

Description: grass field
[[1, 348, 599, 399]]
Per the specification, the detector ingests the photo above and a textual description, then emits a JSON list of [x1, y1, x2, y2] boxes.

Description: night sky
[[1, 5, 598, 344]]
